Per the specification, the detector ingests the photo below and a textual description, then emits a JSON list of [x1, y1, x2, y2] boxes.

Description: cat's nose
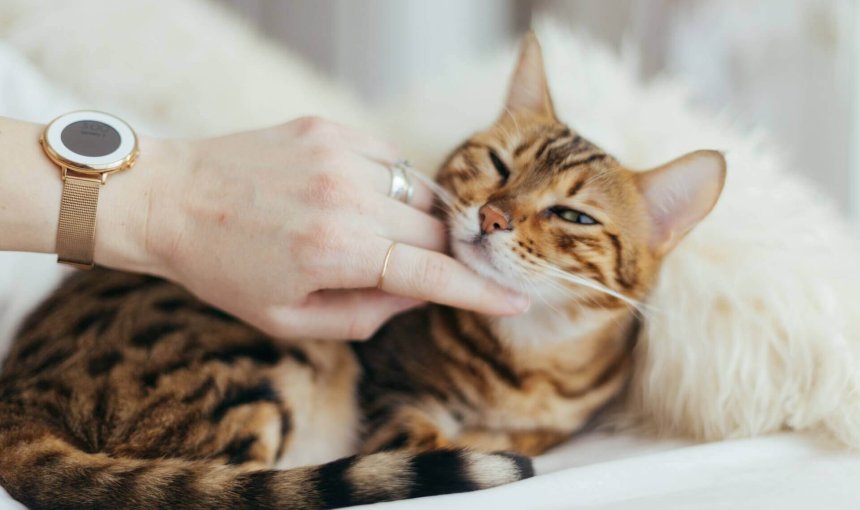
[[479, 204, 511, 234]]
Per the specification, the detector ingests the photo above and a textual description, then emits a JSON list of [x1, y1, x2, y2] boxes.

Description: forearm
[[0, 117, 61, 254], [0, 115, 182, 275]]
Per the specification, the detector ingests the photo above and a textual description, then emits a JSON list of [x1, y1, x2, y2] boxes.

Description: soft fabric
[[1, 1, 860, 508]]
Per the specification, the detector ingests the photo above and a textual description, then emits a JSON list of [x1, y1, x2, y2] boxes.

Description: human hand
[[103, 117, 529, 339]]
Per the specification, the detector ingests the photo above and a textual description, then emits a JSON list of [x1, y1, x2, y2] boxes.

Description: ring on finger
[[377, 242, 398, 289], [387, 160, 414, 204]]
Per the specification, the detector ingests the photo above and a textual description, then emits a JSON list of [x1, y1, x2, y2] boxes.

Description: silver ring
[[387, 160, 414, 204]]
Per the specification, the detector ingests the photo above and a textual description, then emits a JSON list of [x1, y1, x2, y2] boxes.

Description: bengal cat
[[0, 35, 725, 509]]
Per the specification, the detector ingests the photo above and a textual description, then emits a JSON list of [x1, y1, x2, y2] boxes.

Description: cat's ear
[[635, 150, 726, 256], [505, 32, 556, 118]]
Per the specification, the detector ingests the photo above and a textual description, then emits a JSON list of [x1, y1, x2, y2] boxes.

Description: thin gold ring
[[377, 242, 397, 289]]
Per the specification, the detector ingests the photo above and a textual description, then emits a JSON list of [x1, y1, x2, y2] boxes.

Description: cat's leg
[[453, 428, 570, 457], [110, 366, 295, 471], [114, 339, 361, 472], [361, 405, 457, 453], [362, 404, 569, 457]]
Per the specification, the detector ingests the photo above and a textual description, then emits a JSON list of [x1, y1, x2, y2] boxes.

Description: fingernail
[[506, 291, 530, 313]]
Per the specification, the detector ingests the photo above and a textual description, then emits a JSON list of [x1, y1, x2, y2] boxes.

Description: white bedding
[[2, 16, 860, 510]]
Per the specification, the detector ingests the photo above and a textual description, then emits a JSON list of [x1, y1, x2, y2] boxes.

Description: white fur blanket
[[1, 1, 860, 508]]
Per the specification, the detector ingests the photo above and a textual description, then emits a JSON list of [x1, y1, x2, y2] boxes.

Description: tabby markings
[[409, 450, 477, 499], [131, 322, 182, 348], [607, 233, 636, 290], [558, 153, 607, 172], [72, 308, 118, 336], [87, 351, 124, 377], [220, 435, 258, 465], [210, 381, 281, 422]]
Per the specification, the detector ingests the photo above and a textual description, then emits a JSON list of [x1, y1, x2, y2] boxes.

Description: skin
[[0, 115, 529, 340]]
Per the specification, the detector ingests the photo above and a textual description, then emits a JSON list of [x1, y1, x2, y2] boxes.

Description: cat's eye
[[489, 150, 510, 185], [549, 206, 599, 225]]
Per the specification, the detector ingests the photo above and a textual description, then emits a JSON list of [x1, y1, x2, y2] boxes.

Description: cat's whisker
[[501, 107, 523, 140], [402, 166, 460, 212], [531, 259, 649, 312], [537, 272, 646, 335], [495, 120, 518, 146], [535, 281, 574, 316], [532, 272, 595, 308], [521, 275, 563, 315], [510, 257, 592, 316]]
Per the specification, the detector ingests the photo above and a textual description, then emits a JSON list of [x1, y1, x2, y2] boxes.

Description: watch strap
[[56, 173, 101, 269]]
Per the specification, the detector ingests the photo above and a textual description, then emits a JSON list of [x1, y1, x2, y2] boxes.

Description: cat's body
[[0, 266, 626, 509], [0, 35, 725, 509]]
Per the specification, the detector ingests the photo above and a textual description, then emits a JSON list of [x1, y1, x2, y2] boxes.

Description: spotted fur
[[0, 34, 723, 509]]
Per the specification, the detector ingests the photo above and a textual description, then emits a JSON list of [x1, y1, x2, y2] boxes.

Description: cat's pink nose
[[479, 204, 511, 234]]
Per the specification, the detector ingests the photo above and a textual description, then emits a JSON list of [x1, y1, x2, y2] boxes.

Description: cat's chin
[[451, 239, 523, 293]]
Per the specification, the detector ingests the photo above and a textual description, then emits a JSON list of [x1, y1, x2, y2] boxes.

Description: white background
[[220, 0, 860, 226]]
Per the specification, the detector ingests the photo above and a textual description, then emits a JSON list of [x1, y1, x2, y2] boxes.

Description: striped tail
[[0, 418, 533, 509]]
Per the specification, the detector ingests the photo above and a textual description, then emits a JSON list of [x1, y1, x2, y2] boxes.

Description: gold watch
[[41, 111, 139, 269]]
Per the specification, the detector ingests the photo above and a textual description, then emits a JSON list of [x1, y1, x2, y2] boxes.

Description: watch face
[[43, 110, 137, 172], [60, 120, 122, 158]]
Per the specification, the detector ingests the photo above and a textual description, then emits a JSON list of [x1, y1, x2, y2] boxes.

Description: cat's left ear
[[505, 32, 556, 119], [635, 150, 726, 256]]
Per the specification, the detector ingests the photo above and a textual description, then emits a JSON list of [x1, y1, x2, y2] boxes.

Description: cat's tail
[[0, 416, 533, 510]]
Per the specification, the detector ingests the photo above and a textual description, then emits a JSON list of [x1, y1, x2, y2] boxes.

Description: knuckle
[[305, 170, 345, 208], [290, 220, 344, 266], [293, 116, 337, 139], [306, 143, 344, 172], [309, 220, 345, 254]]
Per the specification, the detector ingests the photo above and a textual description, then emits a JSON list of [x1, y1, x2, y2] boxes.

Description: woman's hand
[[104, 117, 528, 340]]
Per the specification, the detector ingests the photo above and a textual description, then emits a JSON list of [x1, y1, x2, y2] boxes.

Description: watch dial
[[60, 120, 121, 157]]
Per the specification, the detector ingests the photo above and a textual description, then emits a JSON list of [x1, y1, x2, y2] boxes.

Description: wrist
[[95, 136, 194, 277]]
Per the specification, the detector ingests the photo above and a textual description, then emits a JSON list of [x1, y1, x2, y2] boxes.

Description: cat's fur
[[0, 35, 724, 509]]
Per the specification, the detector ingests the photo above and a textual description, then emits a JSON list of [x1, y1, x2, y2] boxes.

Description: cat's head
[[437, 34, 725, 309]]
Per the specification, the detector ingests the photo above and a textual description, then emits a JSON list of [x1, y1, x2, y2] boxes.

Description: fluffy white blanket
[[1, 1, 860, 508]]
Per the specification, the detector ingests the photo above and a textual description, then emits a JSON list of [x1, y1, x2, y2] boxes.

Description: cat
[[0, 34, 725, 509]]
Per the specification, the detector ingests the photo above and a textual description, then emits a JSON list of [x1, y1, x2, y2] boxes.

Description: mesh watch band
[[56, 174, 101, 269]]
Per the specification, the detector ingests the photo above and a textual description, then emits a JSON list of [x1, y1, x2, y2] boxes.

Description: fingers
[[329, 120, 400, 163], [347, 157, 437, 213], [323, 237, 529, 315], [281, 117, 437, 211], [265, 289, 423, 340], [376, 200, 447, 252], [379, 242, 529, 315], [281, 116, 396, 160], [343, 131, 400, 165]]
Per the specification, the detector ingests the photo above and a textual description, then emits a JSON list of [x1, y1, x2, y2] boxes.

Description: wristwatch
[[41, 111, 139, 269]]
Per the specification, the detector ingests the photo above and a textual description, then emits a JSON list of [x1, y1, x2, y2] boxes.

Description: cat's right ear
[[635, 150, 727, 256], [505, 32, 556, 119]]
